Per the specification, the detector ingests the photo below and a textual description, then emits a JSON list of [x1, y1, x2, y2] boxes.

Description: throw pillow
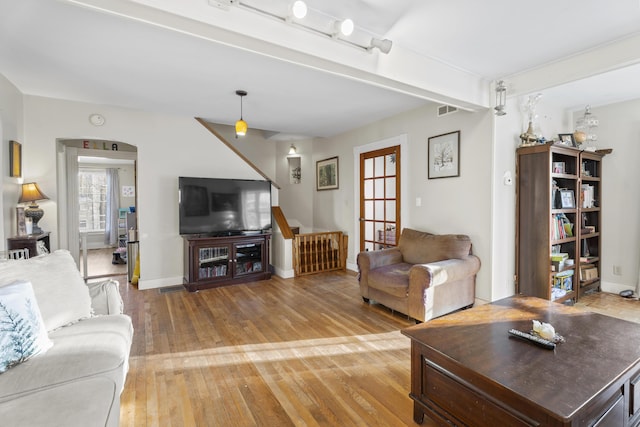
[[0, 250, 92, 332], [0, 280, 53, 373]]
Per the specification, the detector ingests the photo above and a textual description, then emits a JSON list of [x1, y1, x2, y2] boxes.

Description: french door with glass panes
[[360, 146, 400, 251]]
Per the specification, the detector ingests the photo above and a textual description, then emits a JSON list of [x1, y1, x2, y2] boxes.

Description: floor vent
[[158, 285, 185, 294], [437, 105, 458, 117]]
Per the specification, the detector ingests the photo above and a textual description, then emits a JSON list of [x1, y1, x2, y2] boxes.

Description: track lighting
[[290, 1, 307, 19], [369, 38, 392, 54], [334, 18, 354, 37], [211, 1, 392, 54], [235, 90, 247, 138]]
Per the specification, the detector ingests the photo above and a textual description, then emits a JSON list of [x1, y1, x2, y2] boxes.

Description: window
[[78, 169, 107, 232]]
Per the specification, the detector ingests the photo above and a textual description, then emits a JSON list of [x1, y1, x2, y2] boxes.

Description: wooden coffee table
[[401, 296, 640, 427]]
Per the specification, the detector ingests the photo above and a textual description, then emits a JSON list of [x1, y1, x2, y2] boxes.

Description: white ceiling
[[1, 0, 640, 138]]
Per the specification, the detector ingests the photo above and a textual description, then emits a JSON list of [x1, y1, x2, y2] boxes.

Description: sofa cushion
[[0, 281, 53, 373], [87, 279, 124, 316], [0, 250, 92, 332], [399, 228, 471, 264], [0, 376, 119, 427], [367, 263, 412, 298], [0, 314, 133, 402]]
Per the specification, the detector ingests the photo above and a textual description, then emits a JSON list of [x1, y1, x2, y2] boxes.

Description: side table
[[7, 232, 51, 258]]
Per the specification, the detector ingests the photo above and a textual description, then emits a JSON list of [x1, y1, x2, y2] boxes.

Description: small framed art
[[9, 140, 22, 177], [316, 156, 339, 190], [560, 189, 575, 209], [428, 131, 460, 179], [557, 133, 576, 147]]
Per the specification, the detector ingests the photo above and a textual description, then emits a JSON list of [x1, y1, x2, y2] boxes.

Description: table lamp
[[19, 182, 49, 234]]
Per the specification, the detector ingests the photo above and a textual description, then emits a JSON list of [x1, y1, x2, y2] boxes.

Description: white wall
[[300, 104, 495, 301], [491, 94, 571, 300], [208, 123, 278, 183], [0, 74, 24, 250], [275, 139, 315, 232], [493, 95, 640, 298], [22, 95, 266, 289], [5, 80, 636, 299], [577, 101, 640, 292]]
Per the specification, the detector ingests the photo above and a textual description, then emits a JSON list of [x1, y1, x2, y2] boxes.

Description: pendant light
[[235, 90, 248, 138]]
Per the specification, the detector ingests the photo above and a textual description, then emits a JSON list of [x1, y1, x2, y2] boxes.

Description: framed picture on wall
[[9, 140, 22, 178], [428, 131, 460, 179], [316, 156, 339, 190]]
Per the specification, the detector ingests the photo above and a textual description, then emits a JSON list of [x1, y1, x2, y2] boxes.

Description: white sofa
[[0, 250, 133, 427]]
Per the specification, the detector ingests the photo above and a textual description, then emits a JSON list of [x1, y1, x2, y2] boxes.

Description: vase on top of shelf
[[575, 105, 599, 150], [519, 93, 543, 147]]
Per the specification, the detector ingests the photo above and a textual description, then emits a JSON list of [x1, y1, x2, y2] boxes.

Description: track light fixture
[[211, 1, 392, 54], [334, 18, 354, 37], [290, 1, 307, 19], [235, 90, 247, 138], [369, 37, 392, 54]]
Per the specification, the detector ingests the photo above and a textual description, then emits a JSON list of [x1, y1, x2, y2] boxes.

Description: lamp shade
[[19, 182, 49, 204], [235, 119, 247, 136]]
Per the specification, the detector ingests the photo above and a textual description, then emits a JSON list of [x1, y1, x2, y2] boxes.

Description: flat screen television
[[178, 177, 272, 236]]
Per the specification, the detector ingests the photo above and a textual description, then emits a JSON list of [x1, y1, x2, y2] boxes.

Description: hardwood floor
[[80, 247, 127, 279], [117, 274, 639, 427]]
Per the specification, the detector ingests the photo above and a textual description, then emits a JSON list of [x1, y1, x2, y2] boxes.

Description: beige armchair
[[357, 228, 481, 322]]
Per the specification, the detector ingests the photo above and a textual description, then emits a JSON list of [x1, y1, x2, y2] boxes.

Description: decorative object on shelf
[[519, 93, 542, 147], [557, 133, 577, 147], [316, 156, 339, 190], [574, 105, 598, 147], [18, 182, 49, 234], [552, 162, 565, 174], [494, 80, 507, 116], [234, 90, 248, 138], [428, 131, 460, 179], [16, 207, 26, 236], [210, 1, 392, 54], [573, 130, 586, 146], [519, 122, 538, 146], [559, 189, 575, 209], [9, 140, 22, 178]]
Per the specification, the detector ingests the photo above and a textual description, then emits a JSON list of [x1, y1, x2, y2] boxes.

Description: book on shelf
[[551, 213, 573, 240], [580, 265, 598, 281], [550, 252, 570, 271], [581, 184, 595, 208]]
